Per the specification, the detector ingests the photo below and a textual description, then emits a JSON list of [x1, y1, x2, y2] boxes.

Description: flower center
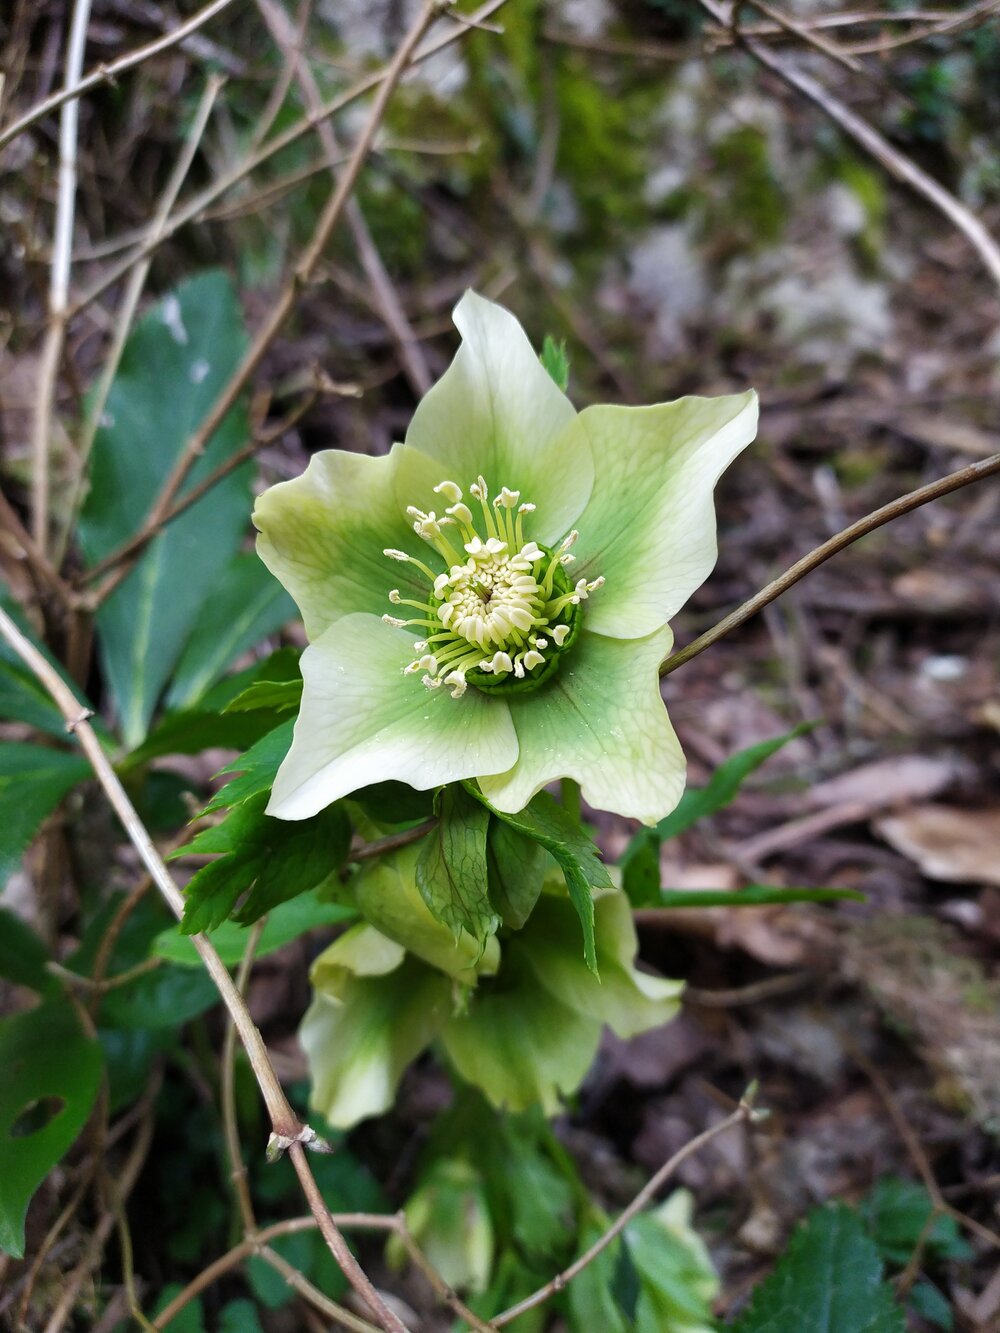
[[382, 476, 603, 698]]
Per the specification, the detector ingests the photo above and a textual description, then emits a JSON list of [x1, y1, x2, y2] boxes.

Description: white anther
[[518, 503, 536, 515], [438, 602, 456, 626], [508, 606, 534, 632], [406, 505, 427, 521], [513, 660, 525, 678], [444, 670, 468, 699], [574, 578, 590, 599], [587, 576, 605, 592], [433, 572, 451, 597], [489, 651, 513, 675], [533, 638, 548, 650], [464, 536, 485, 557], [469, 477, 488, 501], [414, 516, 442, 539], [495, 486, 521, 508], [560, 530, 579, 552], [519, 541, 544, 563], [404, 661, 421, 674], [433, 480, 463, 503], [552, 624, 571, 646], [388, 589, 402, 604], [416, 654, 438, 673], [559, 553, 576, 565], [484, 536, 507, 555], [422, 675, 442, 690], [447, 502, 473, 525], [522, 650, 545, 671], [384, 548, 410, 562], [413, 640, 428, 652], [382, 614, 408, 628]]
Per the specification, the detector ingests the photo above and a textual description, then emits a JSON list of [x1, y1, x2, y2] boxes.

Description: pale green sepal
[[392, 1161, 495, 1294], [521, 890, 682, 1039], [310, 923, 405, 1000], [399, 291, 593, 545], [353, 843, 500, 983], [439, 951, 601, 1115], [300, 957, 449, 1128], [568, 392, 758, 637], [478, 626, 684, 826], [253, 444, 426, 641], [267, 613, 518, 819]]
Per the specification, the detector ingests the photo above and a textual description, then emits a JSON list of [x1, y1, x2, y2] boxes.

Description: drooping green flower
[[299, 849, 683, 1128], [254, 292, 757, 825]]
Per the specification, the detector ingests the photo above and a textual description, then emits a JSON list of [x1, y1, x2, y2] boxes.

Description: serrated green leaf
[[0, 1001, 104, 1257], [471, 788, 611, 974], [0, 908, 57, 996], [657, 885, 865, 908], [540, 335, 570, 392], [863, 1176, 971, 1268], [567, 1220, 630, 1333], [486, 817, 547, 929], [167, 553, 295, 710], [120, 707, 273, 771], [223, 678, 302, 715], [730, 1204, 906, 1333], [153, 885, 355, 966], [179, 792, 350, 933], [416, 786, 494, 943], [78, 271, 253, 746], [0, 743, 90, 884], [0, 590, 91, 737], [203, 719, 294, 814]]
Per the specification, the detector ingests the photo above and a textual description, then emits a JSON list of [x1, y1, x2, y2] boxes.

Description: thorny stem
[[30, 0, 93, 549], [0, 604, 405, 1333], [493, 1096, 760, 1326], [661, 451, 1000, 677], [82, 0, 454, 607]]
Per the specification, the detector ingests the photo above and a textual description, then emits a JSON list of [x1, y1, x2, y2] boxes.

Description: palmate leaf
[[78, 271, 253, 747], [730, 1205, 906, 1333]]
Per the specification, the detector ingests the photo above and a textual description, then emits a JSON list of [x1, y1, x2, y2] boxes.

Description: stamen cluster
[[383, 476, 603, 698]]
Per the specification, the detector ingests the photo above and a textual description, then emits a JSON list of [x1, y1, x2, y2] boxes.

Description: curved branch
[[661, 451, 1000, 677]]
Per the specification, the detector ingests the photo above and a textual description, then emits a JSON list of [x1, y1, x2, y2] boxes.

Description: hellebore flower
[[299, 849, 683, 1127], [254, 291, 757, 825]]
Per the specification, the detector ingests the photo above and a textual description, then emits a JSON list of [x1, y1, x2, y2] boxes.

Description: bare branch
[[0, 0, 239, 153], [660, 451, 1000, 677]]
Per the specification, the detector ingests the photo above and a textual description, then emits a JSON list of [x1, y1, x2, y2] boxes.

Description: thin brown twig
[[0, 0, 239, 152], [223, 920, 264, 1235], [0, 605, 404, 1333], [0, 485, 75, 612], [82, 0, 451, 610], [30, 0, 93, 549], [698, 0, 1000, 292], [493, 1096, 760, 1326], [259, 1247, 386, 1333], [661, 451, 1000, 677], [736, 0, 864, 74], [351, 820, 436, 863]]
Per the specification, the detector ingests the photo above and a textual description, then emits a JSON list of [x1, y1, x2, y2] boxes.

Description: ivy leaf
[[471, 788, 611, 974], [176, 792, 350, 933], [203, 719, 294, 814], [0, 1001, 104, 1258], [0, 743, 90, 883], [730, 1204, 906, 1333], [486, 818, 547, 929], [416, 785, 495, 943], [540, 335, 570, 392]]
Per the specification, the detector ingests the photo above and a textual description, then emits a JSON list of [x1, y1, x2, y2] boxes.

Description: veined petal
[[399, 291, 593, 544], [253, 444, 428, 641], [477, 627, 683, 826], [439, 952, 601, 1115], [569, 392, 758, 637], [267, 613, 518, 819], [520, 891, 682, 1039], [301, 957, 449, 1128]]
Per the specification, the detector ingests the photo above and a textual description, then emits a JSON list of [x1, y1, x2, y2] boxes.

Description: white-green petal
[[253, 444, 427, 641], [477, 626, 684, 826], [267, 612, 518, 819], [520, 891, 682, 1039], [301, 957, 449, 1128], [439, 952, 601, 1115], [569, 392, 758, 638], [399, 291, 593, 545], [310, 922, 406, 1000]]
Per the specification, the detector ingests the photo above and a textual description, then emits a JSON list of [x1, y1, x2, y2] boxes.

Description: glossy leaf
[[203, 720, 294, 814], [78, 271, 252, 746], [486, 817, 548, 929], [0, 1001, 103, 1257], [167, 553, 295, 710], [0, 743, 90, 884], [416, 785, 495, 943]]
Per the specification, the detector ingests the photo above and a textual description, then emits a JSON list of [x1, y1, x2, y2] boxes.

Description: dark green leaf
[[0, 1001, 103, 1257], [730, 1204, 906, 1333], [167, 553, 295, 710], [863, 1177, 971, 1268], [908, 1280, 953, 1330], [540, 335, 570, 392], [120, 708, 272, 771], [620, 829, 662, 909], [152, 1286, 205, 1332], [223, 678, 302, 715], [78, 271, 253, 746], [657, 724, 812, 844], [567, 1220, 629, 1333], [657, 885, 865, 908], [471, 788, 611, 974], [98, 961, 219, 1030], [487, 818, 547, 929], [0, 907, 56, 996], [178, 792, 350, 933], [203, 719, 294, 814], [416, 786, 494, 943], [154, 885, 355, 966], [352, 780, 434, 825], [219, 1299, 265, 1333], [0, 743, 90, 884], [0, 590, 90, 737]]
